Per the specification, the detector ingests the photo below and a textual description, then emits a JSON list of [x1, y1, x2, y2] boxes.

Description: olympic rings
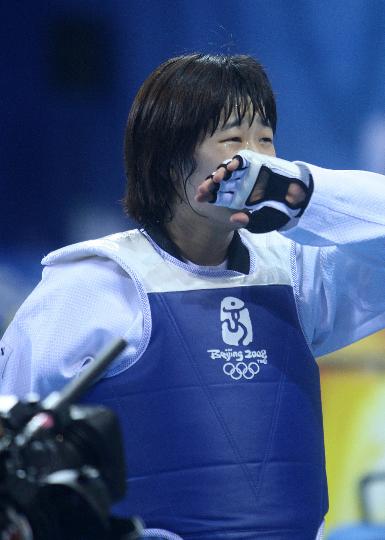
[[223, 361, 260, 380]]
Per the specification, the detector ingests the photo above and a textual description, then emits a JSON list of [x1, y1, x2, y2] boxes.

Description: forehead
[[218, 108, 269, 131], [199, 90, 275, 142]]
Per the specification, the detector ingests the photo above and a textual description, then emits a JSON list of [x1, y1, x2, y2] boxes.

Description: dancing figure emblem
[[220, 296, 253, 346]]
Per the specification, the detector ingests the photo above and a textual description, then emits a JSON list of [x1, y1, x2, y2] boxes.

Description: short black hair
[[123, 53, 277, 227]]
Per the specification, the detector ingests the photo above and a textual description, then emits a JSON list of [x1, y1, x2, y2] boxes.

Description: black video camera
[[0, 339, 143, 540]]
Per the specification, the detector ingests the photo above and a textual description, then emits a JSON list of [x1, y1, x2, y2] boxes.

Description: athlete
[[1, 54, 385, 540]]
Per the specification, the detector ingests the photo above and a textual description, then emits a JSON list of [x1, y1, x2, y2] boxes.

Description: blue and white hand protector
[[211, 149, 313, 233]]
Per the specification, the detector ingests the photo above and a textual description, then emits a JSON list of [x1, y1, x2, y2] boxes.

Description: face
[[180, 111, 276, 230]]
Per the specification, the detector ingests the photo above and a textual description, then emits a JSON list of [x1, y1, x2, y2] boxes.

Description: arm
[[197, 153, 385, 356], [284, 163, 385, 254], [283, 164, 385, 356], [0, 257, 143, 398]]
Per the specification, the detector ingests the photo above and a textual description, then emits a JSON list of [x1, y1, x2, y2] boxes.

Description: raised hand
[[196, 150, 312, 233]]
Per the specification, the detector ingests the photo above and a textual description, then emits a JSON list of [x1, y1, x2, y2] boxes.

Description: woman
[[2, 54, 385, 540]]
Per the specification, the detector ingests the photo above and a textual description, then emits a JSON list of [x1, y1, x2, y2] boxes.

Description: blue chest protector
[[80, 231, 328, 540]]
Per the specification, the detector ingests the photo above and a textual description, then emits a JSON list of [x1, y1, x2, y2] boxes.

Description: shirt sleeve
[[282, 164, 385, 357], [0, 257, 143, 399]]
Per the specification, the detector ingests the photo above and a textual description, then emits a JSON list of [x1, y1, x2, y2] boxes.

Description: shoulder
[[42, 229, 143, 268], [41, 229, 154, 287], [1, 232, 146, 397], [10, 231, 146, 327], [239, 228, 294, 266], [239, 228, 292, 250], [40, 229, 148, 289]]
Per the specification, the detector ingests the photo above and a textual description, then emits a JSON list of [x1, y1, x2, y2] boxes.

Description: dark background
[[1, 0, 385, 329]]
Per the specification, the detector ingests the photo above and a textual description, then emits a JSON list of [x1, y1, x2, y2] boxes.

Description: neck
[[165, 217, 234, 266]]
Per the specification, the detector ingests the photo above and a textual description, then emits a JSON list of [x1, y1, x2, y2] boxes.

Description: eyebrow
[[220, 116, 271, 131]]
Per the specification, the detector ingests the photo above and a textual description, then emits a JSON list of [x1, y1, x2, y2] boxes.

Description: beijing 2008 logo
[[206, 296, 268, 381], [220, 296, 253, 346]]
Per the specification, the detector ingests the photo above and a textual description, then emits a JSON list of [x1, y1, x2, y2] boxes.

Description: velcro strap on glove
[[211, 149, 313, 233]]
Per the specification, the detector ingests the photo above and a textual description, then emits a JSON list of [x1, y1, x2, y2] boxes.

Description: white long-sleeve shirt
[[1, 163, 385, 398]]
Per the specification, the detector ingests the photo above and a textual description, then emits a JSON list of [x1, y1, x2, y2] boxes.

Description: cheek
[[255, 143, 276, 157], [192, 156, 217, 183], [194, 146, 235, 177], [267, 145, 276, 157], [220, 142, 237, 156]]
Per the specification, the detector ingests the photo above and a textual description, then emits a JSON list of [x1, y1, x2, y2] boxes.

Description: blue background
[[1, 0, 385, 329]]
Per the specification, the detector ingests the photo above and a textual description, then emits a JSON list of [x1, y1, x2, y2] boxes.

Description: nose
[[245, 140, 260, 153]]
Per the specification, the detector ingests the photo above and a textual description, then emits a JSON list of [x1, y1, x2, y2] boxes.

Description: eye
[[220, 137, 242, 143], [260, 137, 273, 144]]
